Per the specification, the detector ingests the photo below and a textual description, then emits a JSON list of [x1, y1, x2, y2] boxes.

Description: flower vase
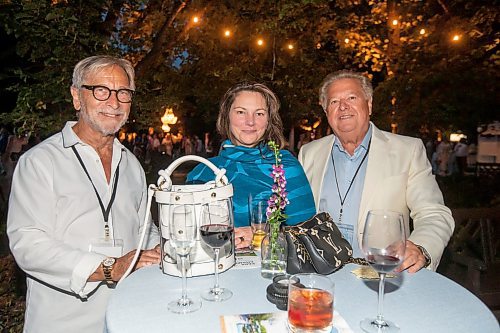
[[260, 225, 288, 279]]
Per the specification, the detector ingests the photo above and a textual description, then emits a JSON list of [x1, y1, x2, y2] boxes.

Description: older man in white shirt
[[7, 55, 160, 333]]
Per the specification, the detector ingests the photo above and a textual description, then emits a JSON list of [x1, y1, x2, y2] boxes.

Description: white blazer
[[298, 123, 454, 270]]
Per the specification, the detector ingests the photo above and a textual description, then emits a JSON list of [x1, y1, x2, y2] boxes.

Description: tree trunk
[[135, 0, 191, 78]]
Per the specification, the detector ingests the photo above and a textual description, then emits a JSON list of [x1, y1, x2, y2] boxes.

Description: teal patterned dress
[[187, 140, 316, 227]]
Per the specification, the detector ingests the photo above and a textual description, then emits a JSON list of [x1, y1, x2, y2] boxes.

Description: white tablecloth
[[105, 264, 499, 333]]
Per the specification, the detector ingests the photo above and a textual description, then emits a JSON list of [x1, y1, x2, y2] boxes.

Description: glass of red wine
[[360, 210, 406, 332], [199, 199, 234, 302]]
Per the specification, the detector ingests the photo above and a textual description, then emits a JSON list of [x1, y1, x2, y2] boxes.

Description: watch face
[[103, 257, 116, 267]]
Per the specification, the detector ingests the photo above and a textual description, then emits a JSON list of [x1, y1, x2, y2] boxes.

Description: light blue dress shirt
[[319, 125, 372, 257]]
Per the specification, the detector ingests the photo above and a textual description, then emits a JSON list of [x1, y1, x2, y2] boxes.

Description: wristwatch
[[102, 257, 116, 287], [416, 245, 431, 268]]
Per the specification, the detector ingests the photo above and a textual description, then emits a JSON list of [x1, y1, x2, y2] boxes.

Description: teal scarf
[[187, 140, 316, 227]]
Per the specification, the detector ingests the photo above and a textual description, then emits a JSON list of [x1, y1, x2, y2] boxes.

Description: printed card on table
[[234, 249, 261, 269], [220, 311, 353, 333]]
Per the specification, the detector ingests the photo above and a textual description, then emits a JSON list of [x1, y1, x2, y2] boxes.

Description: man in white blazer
[[298, 70, 454, 272]]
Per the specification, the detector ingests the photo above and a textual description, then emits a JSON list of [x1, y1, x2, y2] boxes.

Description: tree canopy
[[0, 0, 498, 140]]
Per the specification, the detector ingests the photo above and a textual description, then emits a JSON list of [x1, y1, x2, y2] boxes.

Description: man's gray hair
[[72, 55, 135, 90], [319, 70, 373, 111]]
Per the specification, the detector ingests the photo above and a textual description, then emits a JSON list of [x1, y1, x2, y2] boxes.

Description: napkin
[[351, 266, 396, 280]]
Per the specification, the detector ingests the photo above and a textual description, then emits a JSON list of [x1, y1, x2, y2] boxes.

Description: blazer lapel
[[357, 126, 388, 237], [312, 136, 334, 211]]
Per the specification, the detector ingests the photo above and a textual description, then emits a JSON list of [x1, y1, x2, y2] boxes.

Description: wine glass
[[167, 197, 202, 314], [360, 210, 406, 332], [199, 199, 234, 301]]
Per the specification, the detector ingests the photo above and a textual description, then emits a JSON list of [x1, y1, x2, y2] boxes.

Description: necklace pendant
[[338, 207, 343, 223]]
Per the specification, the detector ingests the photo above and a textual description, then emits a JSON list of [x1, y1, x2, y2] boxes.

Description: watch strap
[[102, 258, 115, 286], [416, 245, 431, 268]]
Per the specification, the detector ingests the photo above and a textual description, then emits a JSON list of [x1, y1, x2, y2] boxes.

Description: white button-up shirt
[[7, 121, 158, 333]]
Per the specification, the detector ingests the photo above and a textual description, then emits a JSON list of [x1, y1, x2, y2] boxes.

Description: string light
[[185, 12, 437, 53], [452, 34, 460, 42]]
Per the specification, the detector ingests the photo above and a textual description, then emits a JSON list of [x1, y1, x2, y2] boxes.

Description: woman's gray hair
[[319, 70, 373, 111], [217, 82, 286, 149], [72, 55, 135, 90]]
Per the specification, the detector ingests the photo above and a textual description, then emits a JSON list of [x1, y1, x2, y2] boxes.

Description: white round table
[[105, 264, 499, 333]]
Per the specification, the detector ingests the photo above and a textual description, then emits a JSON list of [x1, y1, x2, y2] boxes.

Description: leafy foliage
[[0, 254, 25, 333], [0, 0, 118, 136], [0, 0, 498, 139]]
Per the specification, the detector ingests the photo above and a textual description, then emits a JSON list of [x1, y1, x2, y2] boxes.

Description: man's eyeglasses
[[81, 85, 135, 103]]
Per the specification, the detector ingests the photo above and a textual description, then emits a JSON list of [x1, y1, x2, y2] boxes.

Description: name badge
[[89, 238, 124, 257], [337, 223, 354, 245]]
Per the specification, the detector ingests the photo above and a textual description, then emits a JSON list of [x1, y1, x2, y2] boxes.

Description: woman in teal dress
[[187, 82, 316, 248]]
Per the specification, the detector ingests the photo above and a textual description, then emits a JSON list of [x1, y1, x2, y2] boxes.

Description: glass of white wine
[[167, 195, 202, 314]]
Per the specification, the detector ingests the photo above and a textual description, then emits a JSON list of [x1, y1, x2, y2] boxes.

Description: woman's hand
[[235, 226, 253, 249]]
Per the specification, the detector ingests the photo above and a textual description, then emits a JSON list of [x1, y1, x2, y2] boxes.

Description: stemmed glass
[[167, 196, 202, 314], [360, 210, 406, 332], [199, 199, 234, 302]]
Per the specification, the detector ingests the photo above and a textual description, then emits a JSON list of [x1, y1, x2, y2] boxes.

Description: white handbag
[[118, 155, 235, 284], [156, 155, 235, 277]]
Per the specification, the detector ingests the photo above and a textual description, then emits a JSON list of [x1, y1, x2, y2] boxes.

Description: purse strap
[[157, 154, 229, 190]]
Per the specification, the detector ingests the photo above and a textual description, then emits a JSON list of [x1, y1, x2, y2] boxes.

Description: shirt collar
[[61, 121, 124, 151], [333, 123, 373, 157], [61, 121, 80, 148]]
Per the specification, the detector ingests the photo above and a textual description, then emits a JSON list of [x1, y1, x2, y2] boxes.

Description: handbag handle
[[157, 154, 229, 190]]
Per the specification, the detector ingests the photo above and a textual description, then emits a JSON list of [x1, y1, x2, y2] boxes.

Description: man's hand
[[395, 240, 428, 274], [112, 246, 161, 280], [90, 245, 162, 283]]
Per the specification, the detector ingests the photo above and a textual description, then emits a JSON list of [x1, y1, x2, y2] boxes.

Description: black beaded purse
[[284, 212, 356, 275]]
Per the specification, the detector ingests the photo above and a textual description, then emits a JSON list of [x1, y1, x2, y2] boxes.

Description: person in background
[[193, 134, 203, 155], [187, 82, 316, 248], [204, 132, 214, 157], [454, 138, 469, 176], [7, 55, 160, 333], [299, 70, 454, 273], [162, 132, 174, 158], [183, 134, 193, 155], [436, 137, 452, 176], [431, 144, 439, 175]]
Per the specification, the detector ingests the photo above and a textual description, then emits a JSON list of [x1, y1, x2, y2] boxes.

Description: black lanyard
[[330, 139, 371, 223], [71, 145, 120, 239]]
